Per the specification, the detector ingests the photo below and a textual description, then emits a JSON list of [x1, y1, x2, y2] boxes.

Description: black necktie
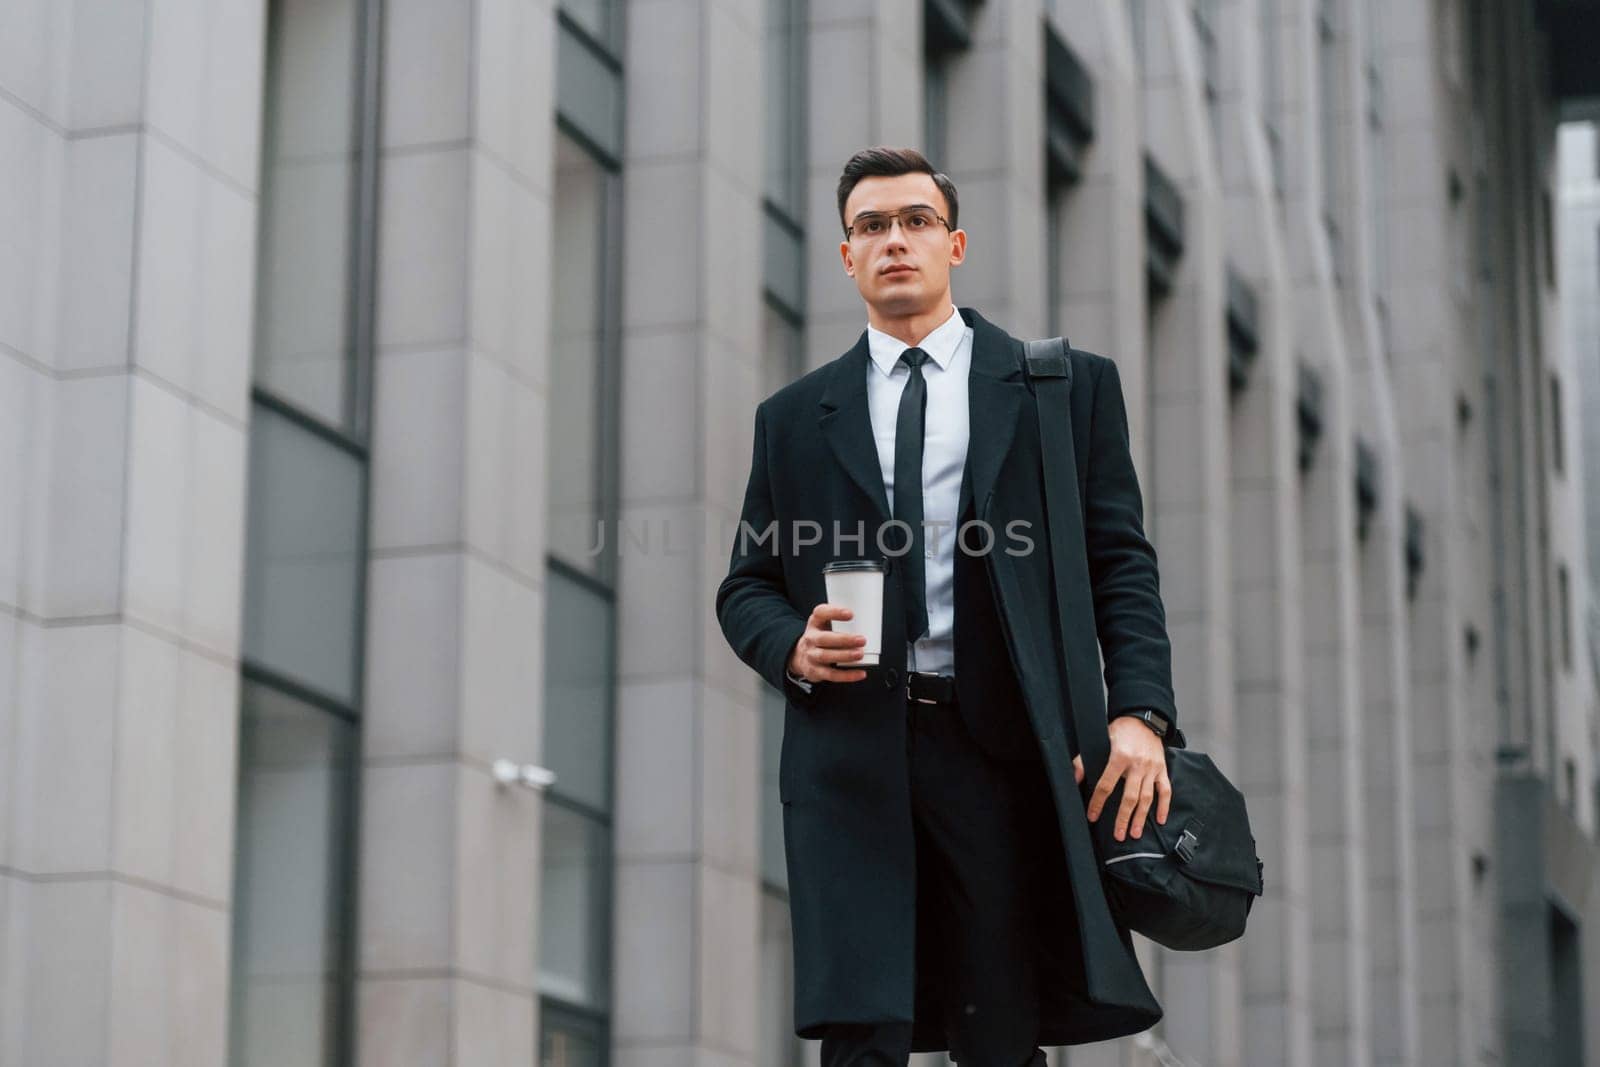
[[894, 347, 930, 642]]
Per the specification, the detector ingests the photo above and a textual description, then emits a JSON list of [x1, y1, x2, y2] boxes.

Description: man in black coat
[[716, 147, 1184, 1065]]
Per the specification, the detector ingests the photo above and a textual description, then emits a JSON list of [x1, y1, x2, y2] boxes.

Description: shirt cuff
[[785, 668, 814, 693]]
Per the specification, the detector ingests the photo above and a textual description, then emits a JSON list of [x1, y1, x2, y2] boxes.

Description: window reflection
[[540, 93, 621, 1063], [542, 567, 615, 815], [253, 0, 366, 428], [559, 0, 619, 54], [765, 0, 806, 217], [228, 683, 357, 1067], [537, 803, 612, 1009], [546, 134, 613, 577], [241, 404, 365, 706], [540, 1004, 605, 1067]]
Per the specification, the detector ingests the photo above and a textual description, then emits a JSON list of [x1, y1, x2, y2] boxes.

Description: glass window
[[762, 304, 804, 400], [1129, 0, 1148, 69], [924, 57, 949, 170], [540, 122, 619, 1063], [241, 404, 366, 706], [541, 1001, 606, 1067], [1046, 189, 1065, 338], [764, 209, 806, 321], [1559, 565, 1573, 672], [559, 0, 619, 54], [1319, 0, 1341, 279], [1551, 374, 1565, 475], [547, 134, 615, 577], [542, 567, 615, 815], [763, 1, 808, 322], [1261, 0, 1284, 199], [252, 0, 366, 430], [1365, 0, 1388, 350], [557, 15, 623, 161], [228, 683, 357, 1067], [1193, 0, 1219, 136], [538, 803, 613, 1009], [923, 0, 979, 170], [765, 0, 807, 217], [233, 1, 375, 1064]]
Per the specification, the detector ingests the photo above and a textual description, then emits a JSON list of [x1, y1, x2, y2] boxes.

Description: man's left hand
[[1085, 717, 1171, 841]]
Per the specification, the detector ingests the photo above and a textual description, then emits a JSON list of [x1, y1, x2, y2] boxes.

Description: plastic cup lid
[[823, 559, 885, 573]]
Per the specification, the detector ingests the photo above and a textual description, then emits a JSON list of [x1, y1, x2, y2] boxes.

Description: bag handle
[[1021, 337, 1113, 784]]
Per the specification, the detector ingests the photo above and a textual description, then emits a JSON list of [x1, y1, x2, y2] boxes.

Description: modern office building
[[1556, 114, 1600, 1067], [1561, 117, 1600, 764], [3, 1, 1599, 1065]]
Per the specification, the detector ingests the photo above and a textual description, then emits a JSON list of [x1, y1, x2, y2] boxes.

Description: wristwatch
[[1112, 707, 1170, 739]]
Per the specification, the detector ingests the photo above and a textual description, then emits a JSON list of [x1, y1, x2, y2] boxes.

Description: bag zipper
[[1103, 851, 1166, 866]]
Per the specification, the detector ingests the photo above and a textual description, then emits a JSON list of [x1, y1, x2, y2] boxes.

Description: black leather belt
[[906, 671, 958, 705]]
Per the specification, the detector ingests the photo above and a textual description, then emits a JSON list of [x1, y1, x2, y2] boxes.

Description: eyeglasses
[[844, 206, 953, 241]]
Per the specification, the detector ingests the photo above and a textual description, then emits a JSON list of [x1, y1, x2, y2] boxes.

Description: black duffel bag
[[1023, 337, 1265, 952], [1088, 747, 1264, 950]]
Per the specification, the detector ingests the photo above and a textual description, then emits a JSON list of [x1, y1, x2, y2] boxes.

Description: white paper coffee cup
[[822, 560, 886, 667]]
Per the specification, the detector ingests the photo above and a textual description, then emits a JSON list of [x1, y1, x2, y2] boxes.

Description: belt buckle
[[908, 671, 943, 705]]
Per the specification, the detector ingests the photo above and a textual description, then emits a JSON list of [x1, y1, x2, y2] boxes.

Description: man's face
[[839, 173, 966, 317]]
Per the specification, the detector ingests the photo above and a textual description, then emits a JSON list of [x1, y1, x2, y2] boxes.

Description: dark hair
[[836, 147, 960, 234]]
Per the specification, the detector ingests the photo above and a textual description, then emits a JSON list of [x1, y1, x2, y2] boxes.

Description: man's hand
[[1085, 717, 1171, 841], [787, 604, 870, 684]]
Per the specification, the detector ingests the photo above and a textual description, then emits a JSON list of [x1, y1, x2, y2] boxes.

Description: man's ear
[[948, 229, 967, 266], [840, 240, 855, 276]]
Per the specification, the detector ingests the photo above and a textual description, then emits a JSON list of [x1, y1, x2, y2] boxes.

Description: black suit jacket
[[717, 305, 1180, 768]]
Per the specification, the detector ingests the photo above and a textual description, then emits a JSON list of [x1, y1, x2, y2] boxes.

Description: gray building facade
[[1558, 111, 1600, 1067], [2, 1, 1599, 1066]]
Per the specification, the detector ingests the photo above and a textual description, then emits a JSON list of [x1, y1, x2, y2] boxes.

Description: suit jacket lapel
[[819, 332, 892, 524], [818, 308, 1025, 531], [959, 306, 1025, 520]]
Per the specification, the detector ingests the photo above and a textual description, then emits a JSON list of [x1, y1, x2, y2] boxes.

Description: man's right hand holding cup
[[788, 604, 871, 684]]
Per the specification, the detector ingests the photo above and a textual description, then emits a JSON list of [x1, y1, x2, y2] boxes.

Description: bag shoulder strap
[[1020, 337, 1112, 780], [1023, 336, 1074, 391]]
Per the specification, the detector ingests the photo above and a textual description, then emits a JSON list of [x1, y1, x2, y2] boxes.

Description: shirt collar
[[866, 304, 965, 377]]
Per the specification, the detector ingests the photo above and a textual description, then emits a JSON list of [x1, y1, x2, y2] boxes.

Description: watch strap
[[1112, 707, 1170, 738]]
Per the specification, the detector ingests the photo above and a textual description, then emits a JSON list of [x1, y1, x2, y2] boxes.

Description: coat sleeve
[[1082, 357, 1184, 743], [715, 402, 819, 707]]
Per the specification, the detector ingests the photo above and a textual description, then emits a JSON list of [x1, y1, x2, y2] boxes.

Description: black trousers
[[820, 693, 1051, 1067]]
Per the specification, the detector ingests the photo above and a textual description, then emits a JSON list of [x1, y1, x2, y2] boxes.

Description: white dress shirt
[[866, 303, 971, 676], [789, 304, 971, 689]]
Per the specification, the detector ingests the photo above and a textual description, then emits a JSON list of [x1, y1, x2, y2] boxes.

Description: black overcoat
[[715, 306, 1184, 1050]]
